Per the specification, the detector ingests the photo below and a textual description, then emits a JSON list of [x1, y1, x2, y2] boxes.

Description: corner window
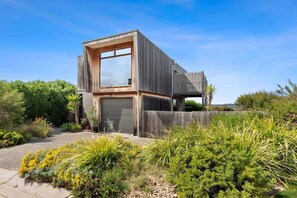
[[100, 47, 132, 87]]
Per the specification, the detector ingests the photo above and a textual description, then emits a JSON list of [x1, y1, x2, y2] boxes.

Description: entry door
[[101, 98, 133, 134]]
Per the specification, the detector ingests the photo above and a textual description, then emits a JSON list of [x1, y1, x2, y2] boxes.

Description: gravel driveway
[[0, 129, 152, 171]]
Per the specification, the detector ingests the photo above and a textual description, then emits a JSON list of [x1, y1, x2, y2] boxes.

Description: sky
[[0, 0, 297, 104]]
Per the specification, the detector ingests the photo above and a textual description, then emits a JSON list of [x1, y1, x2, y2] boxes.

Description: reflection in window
[[116, 48, 131, 56], [100, 47, 131, 87], [101, 50, 114, 58]]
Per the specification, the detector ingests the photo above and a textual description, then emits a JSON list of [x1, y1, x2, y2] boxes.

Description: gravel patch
[[0, 128, 152, 171]]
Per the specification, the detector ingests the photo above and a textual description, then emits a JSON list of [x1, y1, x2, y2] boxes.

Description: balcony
[[173, 72, 207, 97]]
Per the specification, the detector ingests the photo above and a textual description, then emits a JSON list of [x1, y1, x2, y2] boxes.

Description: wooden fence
[[140, 111, 232, 138]]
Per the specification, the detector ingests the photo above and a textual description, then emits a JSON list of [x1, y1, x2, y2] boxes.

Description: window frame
[[99, 46, 132, 88]]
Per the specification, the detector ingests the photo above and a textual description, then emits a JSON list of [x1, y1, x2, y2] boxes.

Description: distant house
[[77, 30, 207, 136]]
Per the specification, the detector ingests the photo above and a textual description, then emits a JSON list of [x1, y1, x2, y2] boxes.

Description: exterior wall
[[142, 95, 171, 111], [137, 32, 173, 96], [173, 72, 207, 97], [77, 56, 85, 91], [80, 92, 93, 118]]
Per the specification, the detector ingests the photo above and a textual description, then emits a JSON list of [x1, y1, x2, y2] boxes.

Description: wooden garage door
[[101, 98, 133, 134]]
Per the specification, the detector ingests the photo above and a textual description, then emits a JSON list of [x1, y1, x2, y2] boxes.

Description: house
[[77, 30, 207, 136]]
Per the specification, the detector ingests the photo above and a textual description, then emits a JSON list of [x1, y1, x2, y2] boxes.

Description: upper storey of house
[[77, 30, 207, 97]]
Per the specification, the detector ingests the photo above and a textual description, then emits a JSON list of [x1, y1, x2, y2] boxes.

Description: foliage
[[144, 113, 297, 197], [268, 97, 297, 123], [9, 80, 76, 126], [276, 80, 297, 98], [87, 106, 99, 128], [0, 130, 24, 148], [80, 118, 89, 129], [185, 100, 202, 111], [61, 122, 82, 132], [235, 91, 279, 110], [67, 94, 82, 124], [276, 181, 297, 198], [206, 84, 216, 105], [30, 117, 53, 137], [205, 105, 233, 111], [19, 136, 141, 197], [0, 81, 25, 130]]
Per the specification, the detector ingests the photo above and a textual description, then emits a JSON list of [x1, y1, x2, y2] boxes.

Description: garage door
[[101, 98, 133, 134]]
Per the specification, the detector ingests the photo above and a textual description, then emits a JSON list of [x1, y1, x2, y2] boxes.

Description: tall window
[[100, 47, 132, 87]]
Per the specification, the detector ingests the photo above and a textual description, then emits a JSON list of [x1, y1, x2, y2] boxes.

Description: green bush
[[61, 122, 82, 132], [268, 97, 297, 124], [185, 100, 203, 111], [0, 130, 24, 148], [0, 81, 25, 130], [236, 91, 279, 110], [9, 80, 76, 126], [144, 114, 297, 197]]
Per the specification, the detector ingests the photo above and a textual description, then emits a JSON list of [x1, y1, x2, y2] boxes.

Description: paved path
[[0, 129, 151, 171], [0, 168, 70, 198]]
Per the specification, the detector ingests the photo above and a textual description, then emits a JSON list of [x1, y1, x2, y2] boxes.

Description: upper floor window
[[100, 47, 132, 87]]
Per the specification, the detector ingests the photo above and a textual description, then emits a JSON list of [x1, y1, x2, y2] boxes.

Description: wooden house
[[77, 30, 207, 136]]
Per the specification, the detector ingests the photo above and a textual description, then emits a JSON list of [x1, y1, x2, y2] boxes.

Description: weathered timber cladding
[[142, 95, 171, 111], [137, 32, 173, 96], [173, 72, 206, 96], [77, 56, 85, 90], [141, 111, 231, 138], [81, 92, 93, 117], [84, 47, 92, 92]]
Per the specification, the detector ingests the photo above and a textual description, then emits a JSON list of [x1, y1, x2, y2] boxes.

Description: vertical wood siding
[[77, 56, 85, 91], [141, 111, 232, 138], [137, 32, 173, 96]]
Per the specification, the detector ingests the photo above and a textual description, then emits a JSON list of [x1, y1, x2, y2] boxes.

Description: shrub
[[185, 100, 203, 111], [167, 126, 274, 197], [9, 80, 76, 126], [0, 81, 25, 130], [144, 114, 297, 197], [268, 97, 297, 124], [19, 136, 141, 197], [0, 130, 24, 148], [235, 91, 279, 110], [61, 122, 82, 132], [30, 117, 53, 138], [205, 105, 234, 111]]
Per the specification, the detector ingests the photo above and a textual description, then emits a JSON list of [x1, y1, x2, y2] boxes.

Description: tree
[[67, 94, 82, 124], [206, 84, 217, 105], [0, 81, 25, 130]]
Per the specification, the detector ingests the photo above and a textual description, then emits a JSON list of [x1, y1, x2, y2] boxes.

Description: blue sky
[[0, 0, 297, 104]]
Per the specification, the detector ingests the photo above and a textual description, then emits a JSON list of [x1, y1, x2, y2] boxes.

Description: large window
[[100, 47, 132, 87]]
